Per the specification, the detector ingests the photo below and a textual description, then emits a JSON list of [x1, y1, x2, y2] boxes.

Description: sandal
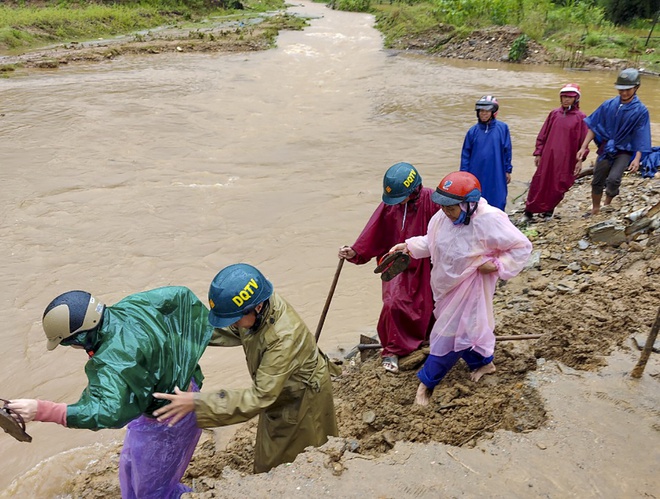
[[382, 355, 399, 374], [374, 251, 410, 282], [0, 398, 32, 443]]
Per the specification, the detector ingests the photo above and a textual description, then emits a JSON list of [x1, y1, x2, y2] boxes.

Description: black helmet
[[475, 95, 499, 114], [42, 291, 105, 351], [614, 68, 641, 90]]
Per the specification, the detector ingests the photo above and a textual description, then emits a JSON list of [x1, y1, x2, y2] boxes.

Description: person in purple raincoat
[[339, 162, 440, 374], [576, 68, 652, 216], [522, 83, 589, 222]]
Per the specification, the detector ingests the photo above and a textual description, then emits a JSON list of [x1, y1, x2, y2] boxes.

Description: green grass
[[0, 0, 288, 52]]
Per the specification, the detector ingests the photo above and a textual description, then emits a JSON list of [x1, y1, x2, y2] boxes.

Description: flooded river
[[1, 1, 659, 495]]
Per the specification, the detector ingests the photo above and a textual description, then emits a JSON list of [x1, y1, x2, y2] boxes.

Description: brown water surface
[[1, 1, 659, 495]]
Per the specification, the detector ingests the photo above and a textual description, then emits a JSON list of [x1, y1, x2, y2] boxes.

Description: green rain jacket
[[66, 286, 213, 429], [194, 292, 338, 473]]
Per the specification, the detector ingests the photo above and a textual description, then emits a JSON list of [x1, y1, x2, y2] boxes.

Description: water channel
[[1, 1, 659, 495]]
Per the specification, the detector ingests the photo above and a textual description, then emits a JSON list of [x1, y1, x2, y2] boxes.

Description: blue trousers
[[417, 349, 494, 390]]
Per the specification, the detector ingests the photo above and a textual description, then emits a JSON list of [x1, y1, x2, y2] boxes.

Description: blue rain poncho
[[460, 118, 512, 211], [584, 94, 652, 161]]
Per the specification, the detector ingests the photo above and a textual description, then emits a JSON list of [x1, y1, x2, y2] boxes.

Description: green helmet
[[614, 68, 641, 90], [42, 291, 105, 351], [208, 263, 274, 328], [382, 162, 422, 205]]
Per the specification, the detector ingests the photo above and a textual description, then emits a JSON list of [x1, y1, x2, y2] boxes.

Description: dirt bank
[[56, 171, 660, 498], [0, 13, 303, 75]]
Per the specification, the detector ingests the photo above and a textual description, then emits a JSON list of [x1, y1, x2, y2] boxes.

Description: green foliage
[[508, 33, 528, 60], [332, 0, 372, 12], [598, 0, 660, 25]]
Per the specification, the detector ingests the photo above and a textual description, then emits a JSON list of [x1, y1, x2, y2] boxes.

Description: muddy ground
[[58, 172, 660, 498]]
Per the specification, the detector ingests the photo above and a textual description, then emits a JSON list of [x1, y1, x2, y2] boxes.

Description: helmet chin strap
[[464, 201, 479, 225]]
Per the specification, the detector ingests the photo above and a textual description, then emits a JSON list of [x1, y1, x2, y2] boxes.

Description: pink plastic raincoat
[[406, 199, 532, 357]]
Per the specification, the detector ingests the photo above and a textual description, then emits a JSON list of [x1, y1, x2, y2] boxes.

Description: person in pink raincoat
[[522, 83, 589, 222], [339, 162, 440, 374], [390, 171, 532, 405]]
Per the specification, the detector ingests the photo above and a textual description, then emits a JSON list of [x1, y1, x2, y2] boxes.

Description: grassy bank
[[325, 0, 660, 71], [0, 0, 287, 53]]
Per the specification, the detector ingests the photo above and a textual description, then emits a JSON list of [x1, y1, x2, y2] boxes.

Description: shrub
[[508, 33, 529, 60]]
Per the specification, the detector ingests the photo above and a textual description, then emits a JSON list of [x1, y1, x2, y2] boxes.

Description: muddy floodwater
[[1, 1, 660, 495]]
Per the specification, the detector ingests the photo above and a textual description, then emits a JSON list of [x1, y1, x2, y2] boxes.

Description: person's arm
[[479, 213, 533, 281], [576, 128, 595, 162], [155, 324, 300, 428], [503, 124, 513, 176], [7, 399, 67, 426], [533, 111, 553, 167], [344, 203, 392, 265], [629, 151, 642, 173], [460, 129, 474, 171], [66, 360, 144, 429]]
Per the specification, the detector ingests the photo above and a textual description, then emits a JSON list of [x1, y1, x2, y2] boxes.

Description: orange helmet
[[432, 171, 482, 206]]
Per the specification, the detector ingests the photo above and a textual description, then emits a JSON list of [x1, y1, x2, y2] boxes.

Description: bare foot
[[415, 382, 432, 406], [470, 362, 496, 382]]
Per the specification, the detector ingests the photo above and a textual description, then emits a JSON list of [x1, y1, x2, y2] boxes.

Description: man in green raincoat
[[7, 286, 213, 499], [153, 263, 338, 473]]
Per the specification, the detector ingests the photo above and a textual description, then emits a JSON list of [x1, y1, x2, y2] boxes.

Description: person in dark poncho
[[522, 83, 589, 222], [338, 162, 440, 373]]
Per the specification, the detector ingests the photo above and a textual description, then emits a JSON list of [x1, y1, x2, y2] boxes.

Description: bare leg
[[415, 382, 432, 406], [603, 194, 614, 206], [591, 193, 602, 215], [470, 362, 496, 382]]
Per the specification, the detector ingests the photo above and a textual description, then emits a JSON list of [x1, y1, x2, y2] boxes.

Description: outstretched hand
[[152, 387, 194, 426], [6, 399, 38, 423], [389, 242, 407, 254]]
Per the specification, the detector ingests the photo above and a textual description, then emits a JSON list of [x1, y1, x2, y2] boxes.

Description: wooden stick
[[315, 258, 344, 342], [356, 334, 541, 351], [495, 334, 542, 341], [631, 305, 660, 379]]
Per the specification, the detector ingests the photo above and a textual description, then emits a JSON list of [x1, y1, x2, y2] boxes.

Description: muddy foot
[[415, 382, 432, 406], [470, 362, 496, 382]]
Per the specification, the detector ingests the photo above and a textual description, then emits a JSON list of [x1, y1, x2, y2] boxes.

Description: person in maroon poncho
[[339, 162, 440, 373], [522, 83, 589, 222]]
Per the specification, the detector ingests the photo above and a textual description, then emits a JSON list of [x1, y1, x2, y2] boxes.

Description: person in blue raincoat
[[460, 95, 513, 211], [7, 286, 213, 499], [576, 68, 652, 216]]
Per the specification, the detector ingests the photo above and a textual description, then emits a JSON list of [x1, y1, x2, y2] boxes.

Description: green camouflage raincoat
[[66, 286, 213, 429], [194, 292, 338, 473]]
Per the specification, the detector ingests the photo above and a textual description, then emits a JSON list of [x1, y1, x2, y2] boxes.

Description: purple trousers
[[118, 383, 202, 499]]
